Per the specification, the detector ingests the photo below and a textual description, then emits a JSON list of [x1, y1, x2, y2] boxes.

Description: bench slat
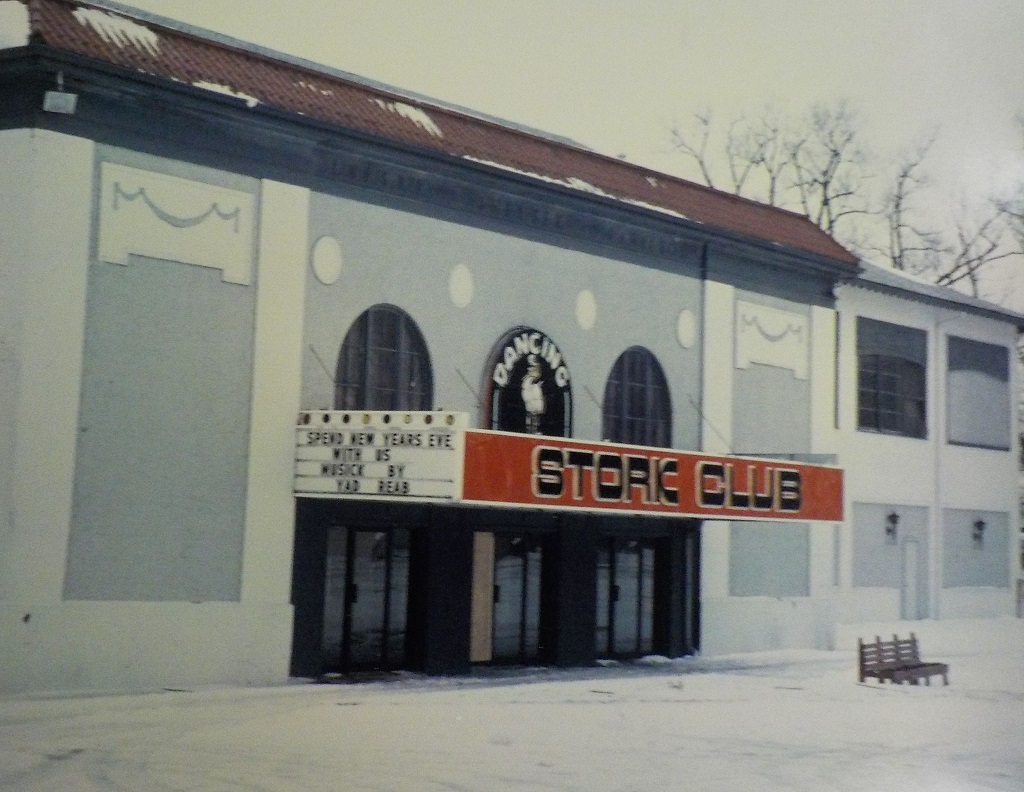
[[857, 633, 948, 686]]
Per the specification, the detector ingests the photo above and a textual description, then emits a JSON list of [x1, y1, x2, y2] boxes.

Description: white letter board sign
[[295, 411, 467, 502]]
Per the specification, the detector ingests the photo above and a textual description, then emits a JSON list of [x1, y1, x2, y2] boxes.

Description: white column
[[239, 180, 309, 603], [1, 130, 93, 602], [699, 279, 734, 601], [700, 279, 734, 455], [929, 321, 946, 619], [1011, 326, 1022, 590], [810, 305, 838, 456], [809, 305, 840, 596], [833, 305, 858, 592]]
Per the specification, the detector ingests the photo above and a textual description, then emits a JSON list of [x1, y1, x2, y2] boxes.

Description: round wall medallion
[[676, 309, 696, 349], [311, 235, 343, 285], [575, 289, 597, 330], [449, 263, 474, 308]]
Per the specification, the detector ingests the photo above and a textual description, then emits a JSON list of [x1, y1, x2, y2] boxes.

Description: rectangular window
[[856, 317, 927, 438], [947, 336, 1010, 449]]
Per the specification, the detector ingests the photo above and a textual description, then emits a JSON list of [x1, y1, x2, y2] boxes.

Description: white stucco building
[[0, 0, 1019, 695]]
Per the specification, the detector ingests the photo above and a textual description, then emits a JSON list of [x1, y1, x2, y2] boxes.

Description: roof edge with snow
[[850, 261, 1024, 330]]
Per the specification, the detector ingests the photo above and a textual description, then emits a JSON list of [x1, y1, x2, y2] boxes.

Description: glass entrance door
[[491, 533, 543, 663], [596, 538, 656, 658], [321, 527, 410, 673]]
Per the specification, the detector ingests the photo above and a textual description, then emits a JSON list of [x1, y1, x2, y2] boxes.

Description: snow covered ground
[[1, 618, 1022, 791]]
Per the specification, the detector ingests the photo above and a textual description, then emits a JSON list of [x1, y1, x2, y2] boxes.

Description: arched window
[[602, 346, 672, 447], [335, 304, 433, 410]]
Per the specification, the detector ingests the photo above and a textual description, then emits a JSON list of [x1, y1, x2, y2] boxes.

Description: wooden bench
[[857, 633, 949, 686]]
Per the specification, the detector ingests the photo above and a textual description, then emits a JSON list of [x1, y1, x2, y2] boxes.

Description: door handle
[[611, 584, 620, 603]]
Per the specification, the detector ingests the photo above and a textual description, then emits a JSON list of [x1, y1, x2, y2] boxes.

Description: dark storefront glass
[[596, 538, 656, 658], [491, 533, 543, 663], [321, 527, 410, 673]]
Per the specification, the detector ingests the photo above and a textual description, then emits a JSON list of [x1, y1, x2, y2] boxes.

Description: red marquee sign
[[461, 430, 843, 522]]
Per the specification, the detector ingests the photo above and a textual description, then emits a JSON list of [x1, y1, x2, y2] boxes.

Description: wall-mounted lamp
[[885, 512, 900, 540], [972, 519, 986, 544], [43, 71, 78, 115]]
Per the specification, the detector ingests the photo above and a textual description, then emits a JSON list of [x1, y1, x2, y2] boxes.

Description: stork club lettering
[[531, 446, 802, 512], [460, 431, 844, 521]]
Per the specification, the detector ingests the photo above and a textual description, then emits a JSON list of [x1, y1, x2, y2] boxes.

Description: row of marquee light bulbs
[[297, 410, 465, 428]]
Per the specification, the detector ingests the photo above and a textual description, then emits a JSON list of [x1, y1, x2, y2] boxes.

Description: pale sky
[[25, 1, 1024, 303]]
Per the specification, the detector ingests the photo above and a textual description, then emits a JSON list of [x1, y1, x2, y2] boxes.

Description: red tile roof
[[20, 0, 857, 266]]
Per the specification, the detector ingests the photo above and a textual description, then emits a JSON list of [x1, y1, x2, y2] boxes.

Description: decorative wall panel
[[735, 300, 808, 380], [98, 162, 254, 285]]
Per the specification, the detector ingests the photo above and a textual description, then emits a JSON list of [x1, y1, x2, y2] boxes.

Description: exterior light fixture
[[43, 71, 78, 115], [972, 519, 986, 544], [885, 512, 899, 540]]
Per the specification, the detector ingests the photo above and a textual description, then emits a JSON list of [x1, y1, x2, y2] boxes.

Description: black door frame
[[596, 536, 658, 659], [490, 530, 545, 665], [292, 499, 474, 678], [594, 517, 701, 662], [326, 526, 408, 674]]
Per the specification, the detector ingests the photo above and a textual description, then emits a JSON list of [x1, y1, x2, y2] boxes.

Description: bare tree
[[669, 100, 1024, 294], [750, 107, 790, 207], [994, 114, 1024, 257], [879, 130, 1020, 296], [935, 209, 1017, 297], [875, 135, 946, 275], [670, 106, 790, 203], [723, 115, 763, 197], [786, 101, 873, 238], [670, 101, 872, 240], [670, 110, 719, 190], [1004, 192, 1024, 254]]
